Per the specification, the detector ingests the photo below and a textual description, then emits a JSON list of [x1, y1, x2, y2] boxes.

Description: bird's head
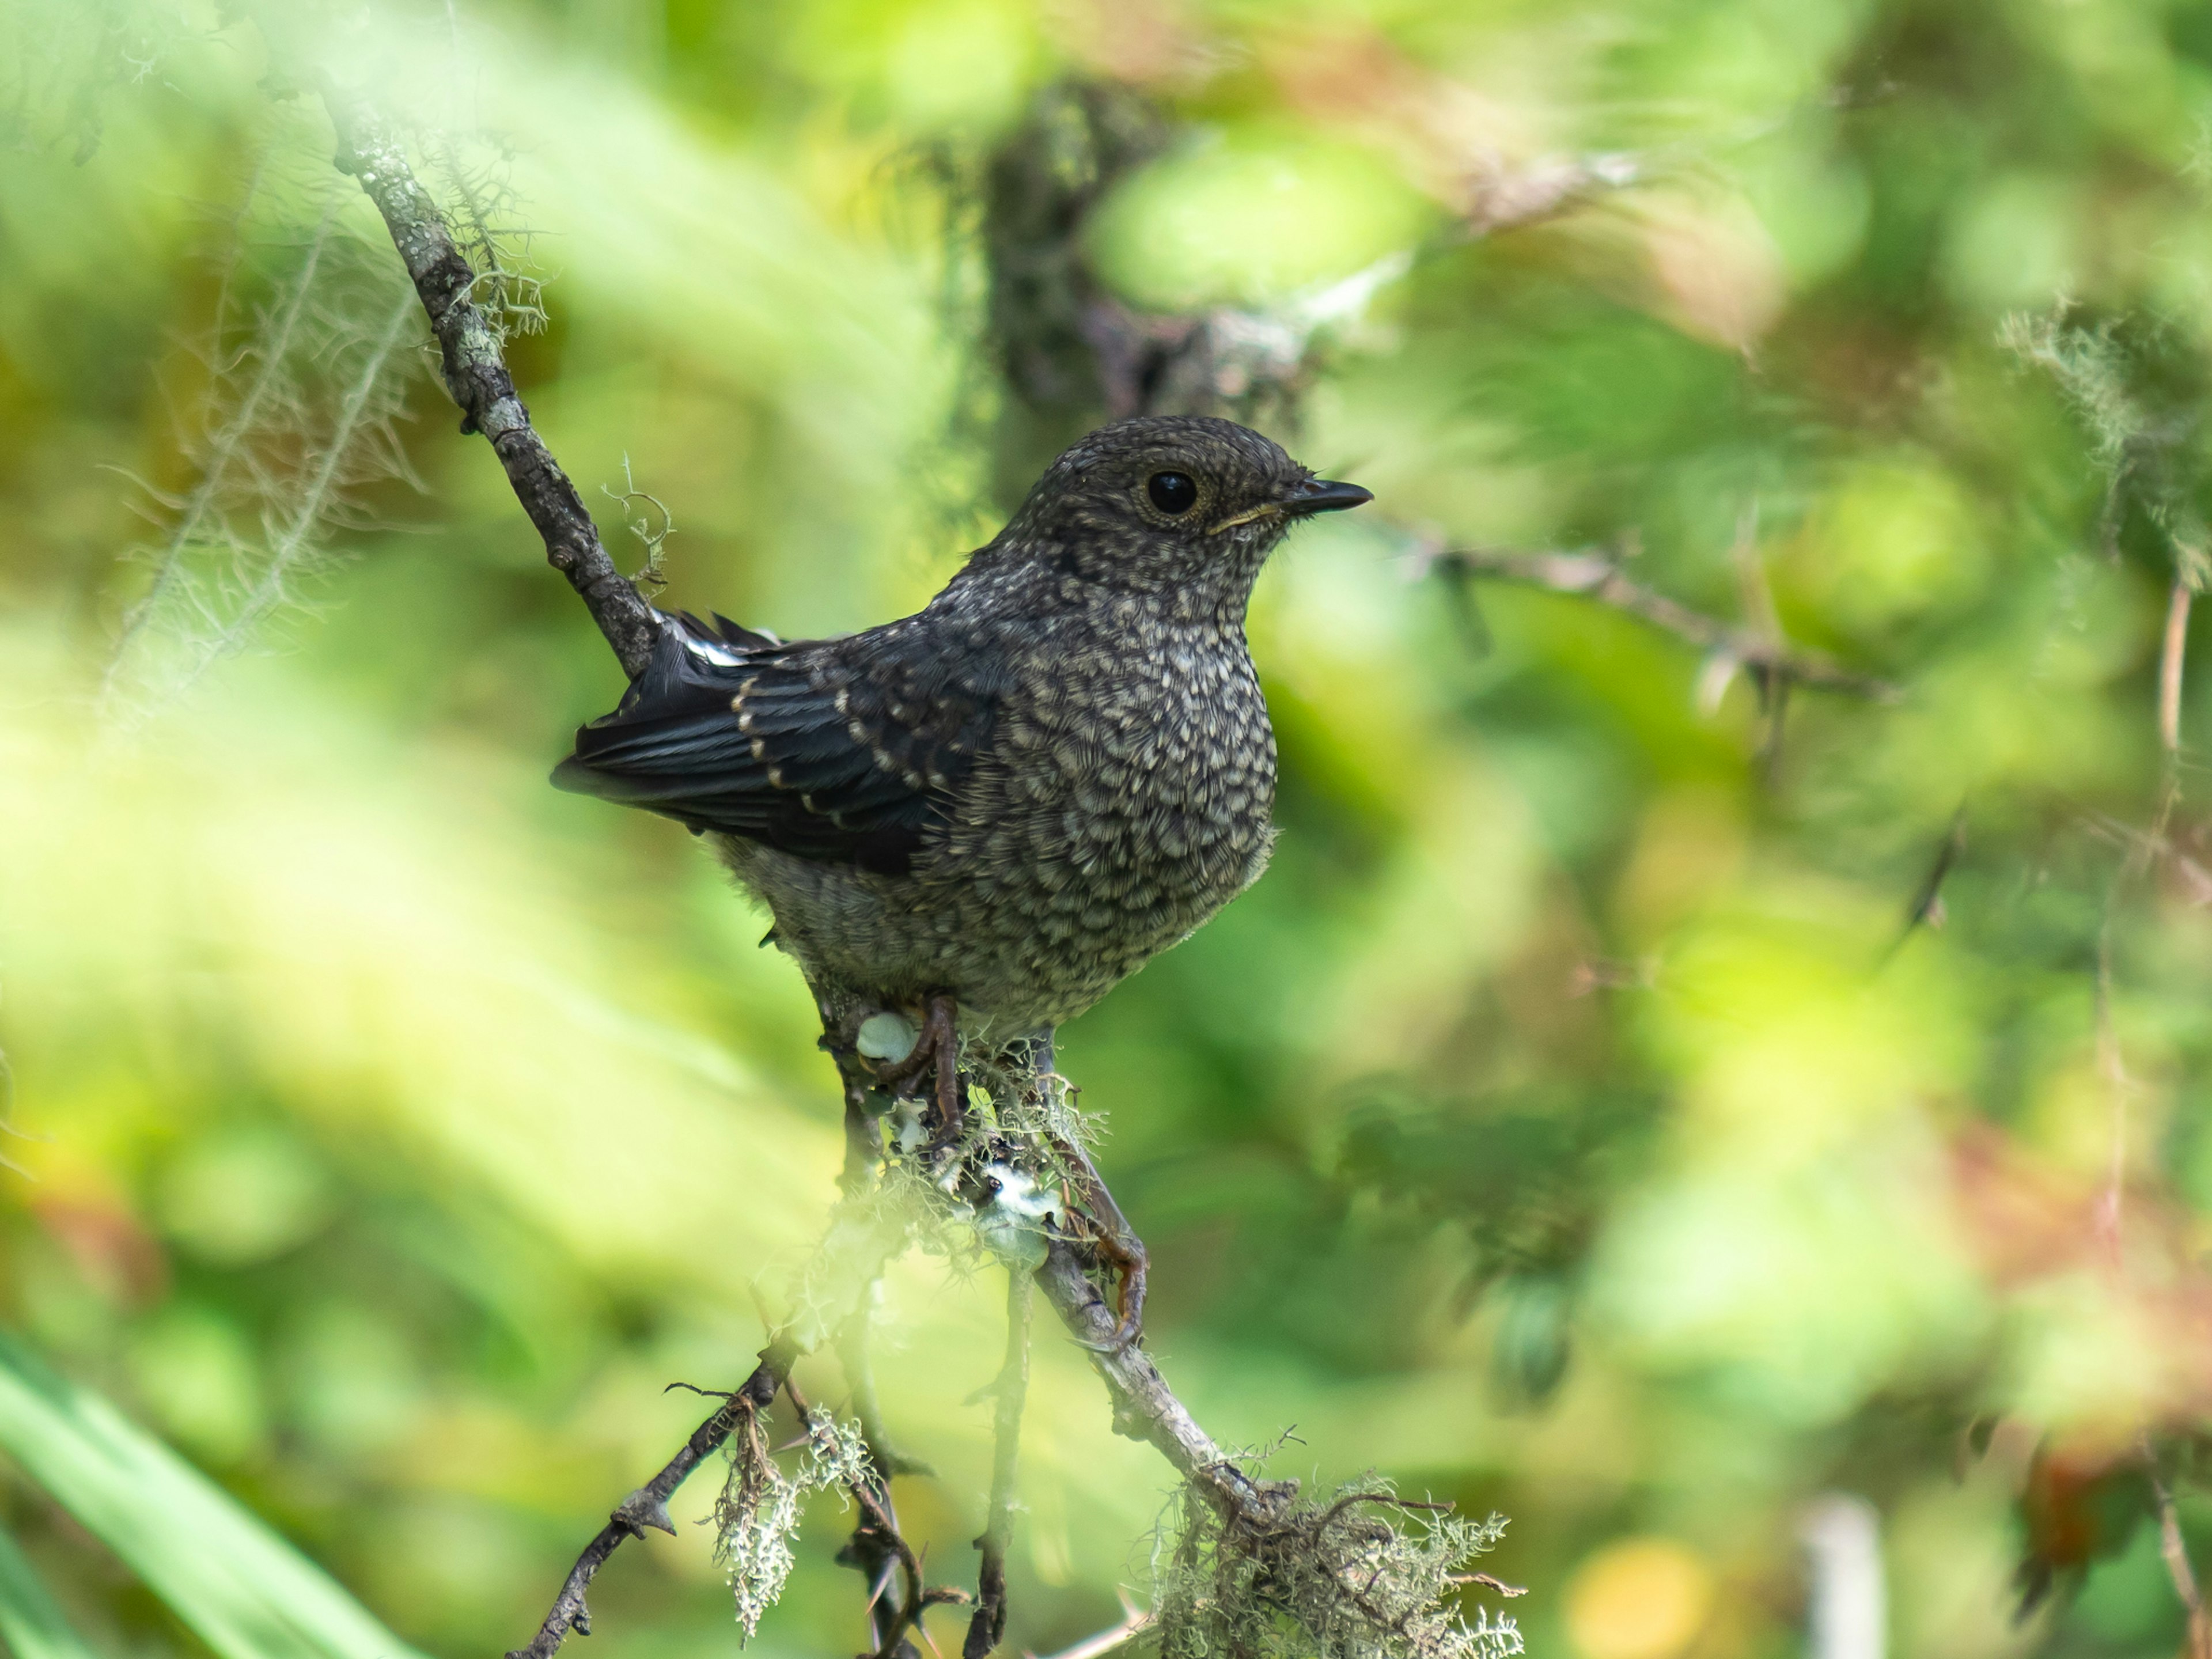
[[988, 415, 1372, 616]]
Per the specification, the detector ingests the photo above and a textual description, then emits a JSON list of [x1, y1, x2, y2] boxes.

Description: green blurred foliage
[[5, 2, 2212, 1658]]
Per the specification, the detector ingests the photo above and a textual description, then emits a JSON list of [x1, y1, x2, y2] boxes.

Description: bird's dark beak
[[1282, 476, 1374, 517]]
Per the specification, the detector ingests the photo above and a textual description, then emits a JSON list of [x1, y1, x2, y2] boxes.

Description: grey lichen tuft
[[1152, 1476, 1523, 1659], [602, 454, 676, 595], [101, 109, 427, 723], [2000, 303, 2212, 587], [713, 1402, 873, 1645], [425, 131, 550, 344]]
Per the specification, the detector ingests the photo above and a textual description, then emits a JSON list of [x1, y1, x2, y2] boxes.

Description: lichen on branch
[[1152, 1479, 1523, 1659]]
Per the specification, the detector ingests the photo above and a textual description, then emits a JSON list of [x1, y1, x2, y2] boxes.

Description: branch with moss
[[508, 1361, 779, 1654], [317, 85, 661, 681], [503, 1188, 913, 1659]]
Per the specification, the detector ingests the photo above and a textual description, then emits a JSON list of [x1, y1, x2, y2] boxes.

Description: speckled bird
[[553, 415, 1371, 1050]]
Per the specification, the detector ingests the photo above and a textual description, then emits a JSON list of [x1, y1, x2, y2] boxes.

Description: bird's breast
[[930, 628, 1277, 918]]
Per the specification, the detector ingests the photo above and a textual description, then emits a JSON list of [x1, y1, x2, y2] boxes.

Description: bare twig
[[2161, 580, 2194, 757], [965, 1267, 1035, 1659], [1887, 807, 1968, 961], [317, 87, 662, 679], [1463, 152, 1642, 237], [1030, 1597, 1155, 1659], [1725, 502, 1795, 781], [2093, 914, 2131, 1273], [1459, 1574, 1527, 1599], [840, 1293, 934, 1480], [603, 454, 675, 594], [1009, 1037, 1285, 1522], [1432, 548, 1897, 700], [2145, 1438, 2212, 1659]]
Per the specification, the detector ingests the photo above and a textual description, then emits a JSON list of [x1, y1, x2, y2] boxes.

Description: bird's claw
[[1075, 1235, 1147, 1352], [869, 991, 965, 1147], [1048, 1130, 1148, 1351]]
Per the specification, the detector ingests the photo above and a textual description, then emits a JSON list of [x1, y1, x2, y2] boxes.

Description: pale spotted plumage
[[554, 415, 1370, 1037]]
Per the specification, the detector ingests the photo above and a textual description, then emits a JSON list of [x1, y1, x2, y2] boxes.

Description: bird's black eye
[[1147, 471, 1198, 515]]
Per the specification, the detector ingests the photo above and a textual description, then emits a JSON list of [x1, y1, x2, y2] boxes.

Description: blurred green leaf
[[0, 1518, 98, 1659], [0, 1327, 429, 1659]]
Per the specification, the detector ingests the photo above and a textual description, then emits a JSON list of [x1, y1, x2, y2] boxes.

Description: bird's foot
[[1050, 1131, 1147, 1351], [870, 991, 964, 1150]]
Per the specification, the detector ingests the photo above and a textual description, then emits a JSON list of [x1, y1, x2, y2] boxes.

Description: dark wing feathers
[[551, 612, 996, 875]]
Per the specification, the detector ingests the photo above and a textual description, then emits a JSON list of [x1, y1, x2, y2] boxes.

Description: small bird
[[554, 414, 1369, 1104]]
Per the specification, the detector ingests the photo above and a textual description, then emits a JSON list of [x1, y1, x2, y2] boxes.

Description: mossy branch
[[317, 86, 662, 680]]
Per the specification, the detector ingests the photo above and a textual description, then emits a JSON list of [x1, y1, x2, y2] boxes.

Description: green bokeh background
[[5, 2, 2212, 1658]]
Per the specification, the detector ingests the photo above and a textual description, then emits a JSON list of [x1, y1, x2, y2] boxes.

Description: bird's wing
[[551, 611, 999, 876]]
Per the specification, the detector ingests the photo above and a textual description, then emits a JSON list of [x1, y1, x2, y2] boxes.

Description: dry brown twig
[[1430, 546, 1898, 702], [1462, 151, 1643, 237], [2161, 580, 2195, 760], [2145, 1437, 2212, 1659], [1030, 1595, 1155, 1659]]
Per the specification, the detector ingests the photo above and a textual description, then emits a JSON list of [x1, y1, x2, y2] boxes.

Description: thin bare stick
[[1433, 548, 1897, 700], [2145, 1440, 2212, 1659], [1031, 1599, 1156, 1659], [1460, 1574, 1528, 1599], [1464, 151, 1642, 236], [2161, 579, 2193, 757], [1888, 806, 1968, 959], [827, 1313, 940, 1658], [2093, 914, 2130, 1274], [1800, 1494, 1884, 1659], [965, 1267, 1035, 1659], [840, 1293, 934, 1480], [1727, 501, 1793, 782], [317, 87, 662, 679]]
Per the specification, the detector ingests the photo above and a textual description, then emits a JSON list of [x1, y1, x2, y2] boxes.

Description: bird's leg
[[1018, 1032, 1147, 1351], [1048, 1129, 1148, 1351], [872, 992, 964, 1149]]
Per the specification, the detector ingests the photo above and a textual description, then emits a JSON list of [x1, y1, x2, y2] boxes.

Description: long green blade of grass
[[0, 1328, 429, 1659], [0, 1517, 101, 1659]]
